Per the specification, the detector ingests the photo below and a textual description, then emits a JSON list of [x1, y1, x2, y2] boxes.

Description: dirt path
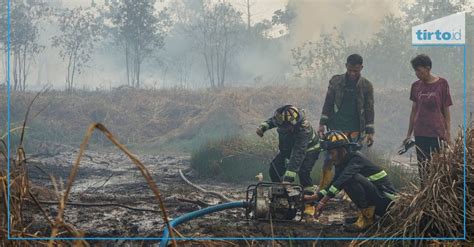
[[24, 149, 359, 246]]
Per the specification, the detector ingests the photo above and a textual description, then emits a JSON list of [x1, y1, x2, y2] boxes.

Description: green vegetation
[[191, 135, 277, 183], [364, 150, 417, 190], [191, 135, 414, 189]]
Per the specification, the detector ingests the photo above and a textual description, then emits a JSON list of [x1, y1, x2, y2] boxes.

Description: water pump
[[245, 182, 305, 221]]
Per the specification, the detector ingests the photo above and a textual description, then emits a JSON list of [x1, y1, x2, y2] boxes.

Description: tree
[[107, 0, 171, 88], [181, 1, 245, 88], [402, 0, 468, 25], [291, 28, 347, 84], [0, 0, 7, 86], [52, 7, 103, 91], [402, 0, 468, 91], [0, 0, 48, 91], [271, 4, 296, 36], [244, 0, 253, 31], [361, 14, 412, 87]]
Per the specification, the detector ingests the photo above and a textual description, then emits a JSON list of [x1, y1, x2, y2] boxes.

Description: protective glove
[[282, 170, 297, 183], [366, 133, 375, 147], [256, 126, 265, 137], [314, 196, 330, 219]]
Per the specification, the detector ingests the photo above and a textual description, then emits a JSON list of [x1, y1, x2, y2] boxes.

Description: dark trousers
[[415, 136, 441, 185], [344, 174, 393, 216], [269, 150, 319, 188]]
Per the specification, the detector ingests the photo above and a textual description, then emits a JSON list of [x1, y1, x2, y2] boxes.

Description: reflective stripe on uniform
[[334, 104, 338, 113], [306, 131, 321, 152], [368, 170, 388, 182], [260, 122, 270, 130], [284, 170, 297, 178], [384, 192, 397, 200], [329, 185, 339, 195], [306, 142, 320, 152], [365, 124, 374, 128], [321, 114, 329, 120], [304, 185, 315, 192], [319, 189, 327, 196]]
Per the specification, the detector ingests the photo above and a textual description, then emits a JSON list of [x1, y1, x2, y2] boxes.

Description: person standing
[[405, 54, 452, 185], [317, 54, 375, 190]]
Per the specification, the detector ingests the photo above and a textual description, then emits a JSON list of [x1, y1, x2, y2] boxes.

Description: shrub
[[191, 135, 277, 183], [192, 135, 414, 189]]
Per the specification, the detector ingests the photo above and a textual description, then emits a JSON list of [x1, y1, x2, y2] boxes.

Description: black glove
[[398, 138, 415, 155], [282, 170, 296, 183]]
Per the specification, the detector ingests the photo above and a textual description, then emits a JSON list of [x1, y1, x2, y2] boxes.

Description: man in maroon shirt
[[405, 54, 452, 186]]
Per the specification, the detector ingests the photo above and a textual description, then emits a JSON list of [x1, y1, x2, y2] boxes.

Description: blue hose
[[160, 201, 248, 247]]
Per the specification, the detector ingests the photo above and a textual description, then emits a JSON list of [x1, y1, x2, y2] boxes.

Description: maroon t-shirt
[[410, 78, 452, 138]]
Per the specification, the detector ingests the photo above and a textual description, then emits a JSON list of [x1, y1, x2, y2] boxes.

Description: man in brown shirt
[[318, 54, 375, 190]]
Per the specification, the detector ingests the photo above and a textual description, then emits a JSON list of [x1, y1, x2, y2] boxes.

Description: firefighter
[[256, 105, 321, 218], [305, 130, 397, 232]]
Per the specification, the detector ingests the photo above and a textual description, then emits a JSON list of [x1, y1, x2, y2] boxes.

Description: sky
[[5, 0, 457, 90], [65, 0, 287, 23]]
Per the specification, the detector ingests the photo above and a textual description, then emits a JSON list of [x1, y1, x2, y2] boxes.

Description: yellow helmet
[[274, 105, 301, 126], [321, 130, 351, 150]]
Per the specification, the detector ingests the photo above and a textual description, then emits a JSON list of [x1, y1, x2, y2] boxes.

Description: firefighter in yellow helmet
[[305, 130, 397, 231], [256, 105, 321, 219]]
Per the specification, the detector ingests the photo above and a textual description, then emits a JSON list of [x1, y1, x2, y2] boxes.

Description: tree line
[[0, 0, 472, 91]]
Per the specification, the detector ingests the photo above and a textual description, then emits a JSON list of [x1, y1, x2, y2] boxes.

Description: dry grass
[[1, 90, 177, 246], [1, 91, 87, 246], [4, 85, 463, 153], [1, 123, 178, 246], [352, 127, 473, 246], [0, 87, 469, 246]]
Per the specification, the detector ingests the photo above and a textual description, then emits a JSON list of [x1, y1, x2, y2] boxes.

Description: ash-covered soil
[[24, 147, 360, 246]]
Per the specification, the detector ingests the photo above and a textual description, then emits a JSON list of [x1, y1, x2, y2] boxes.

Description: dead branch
[[176, 198, 212, 208], [48, 123, 177, 247], [31, 199, 161, 213], [178, 169, 232, 202]]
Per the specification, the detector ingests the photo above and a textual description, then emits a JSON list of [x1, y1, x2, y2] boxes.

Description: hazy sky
[[5, 0, 442, 90], [28, 0, 291, 90], [66, 0, 287, 24]]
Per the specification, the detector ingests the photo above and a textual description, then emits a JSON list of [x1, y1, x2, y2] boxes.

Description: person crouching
[[256, 105, 321, 219], [305, 130, 397, 231]]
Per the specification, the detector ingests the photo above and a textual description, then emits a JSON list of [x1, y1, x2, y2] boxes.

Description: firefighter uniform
[[315, 130, 397, 231], [257, 105, 321, 217], [317, 151, 397, 216]]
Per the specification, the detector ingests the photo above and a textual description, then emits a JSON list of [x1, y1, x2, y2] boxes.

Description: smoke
[[3, 0, 410, 90], [287, 0, 403, 46], [232, 0, 405, 87]]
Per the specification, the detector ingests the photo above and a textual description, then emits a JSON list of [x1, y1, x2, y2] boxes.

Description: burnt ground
[[22, 148, 362, 246]]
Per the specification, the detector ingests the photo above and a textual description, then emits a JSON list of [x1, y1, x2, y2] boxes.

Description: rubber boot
[[344, 206, 375, 232], [318, 165, 334, 192], [302, 185, 316, 222], [303, 204, 315, 222], [345, 210, 362, 225], [304, 204, 315, 215]]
